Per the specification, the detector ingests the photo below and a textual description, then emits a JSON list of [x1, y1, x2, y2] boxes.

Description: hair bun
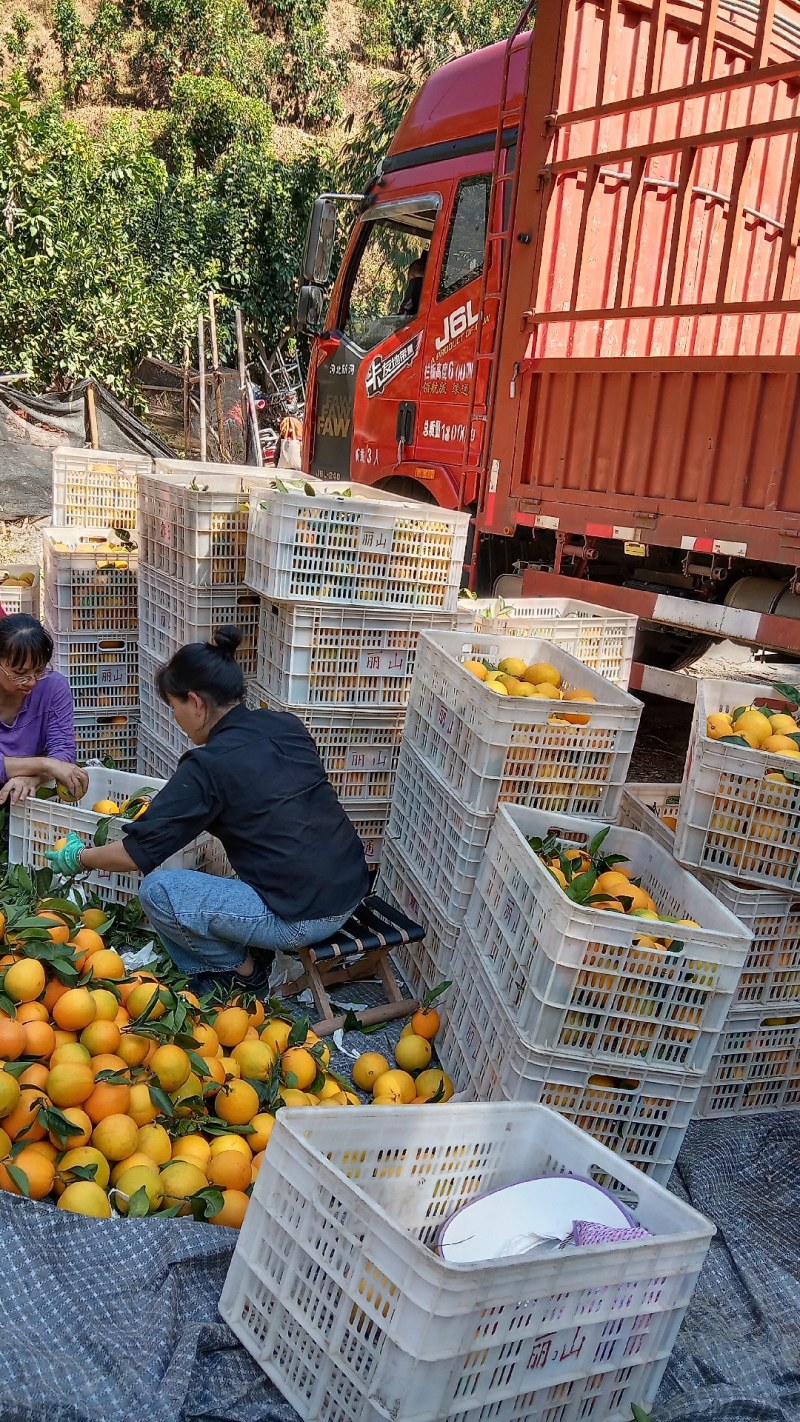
[[211, 626, 243, 658]]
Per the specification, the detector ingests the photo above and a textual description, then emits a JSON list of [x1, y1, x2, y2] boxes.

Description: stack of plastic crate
[[436, 802, 751, 1182], [244, 480, 470, 874], [136, 462, 269, 777], [42, 528, 140, 771], [623, 750, 800, 1119], [377, 627, 642, 1001], [456, 594, 638, 688]]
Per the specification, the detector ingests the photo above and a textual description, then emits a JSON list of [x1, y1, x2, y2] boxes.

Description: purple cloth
[[0, 671, 77, 783], [571, 1219, 651, 1246]]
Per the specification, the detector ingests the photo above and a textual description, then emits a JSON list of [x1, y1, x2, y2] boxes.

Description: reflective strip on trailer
[[680, 536, 749, 556]]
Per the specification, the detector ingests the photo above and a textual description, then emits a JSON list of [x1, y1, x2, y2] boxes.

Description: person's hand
[[46, 760, 89, 799], [0, 776, 40, 806], [45, 832, 86, 877]]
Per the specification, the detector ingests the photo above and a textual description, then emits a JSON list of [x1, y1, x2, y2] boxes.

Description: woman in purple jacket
[[0, 615, 88, 806]]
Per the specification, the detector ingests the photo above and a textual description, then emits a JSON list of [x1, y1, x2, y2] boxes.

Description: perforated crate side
[[386, 743, 493, 921], [245, 481, 470, 612], [137, 724, 181, 780], [220, 1103, 713, 1422], [52, 446, 150, 529], [74, 713, 138, 773], [248, 686, 404, 806], [139, 648, 192, 759], [695, 1009, 800, 1117], [6, 765, 209, 904], [344, 807, 388, 870], [137, 569, 260, 677], [437, 928, 703, 1185], [42, 527, 138, 635], [376, 836, 462, 999], [0, 568, 40, 618], [476, 597, 637, 688], [674, 677, 800, 889], [137, 465, 273, 587], [255, 599, 457, 710], [46, 629, 138, 714], [404, 630, 641, 815], [464, 804, 751, 1073], [619, 784, 683, 850]]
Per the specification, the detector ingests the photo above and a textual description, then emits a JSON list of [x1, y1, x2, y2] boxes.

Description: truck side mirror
[[296, 284, 327, 336], [302, 198, 338, 285]]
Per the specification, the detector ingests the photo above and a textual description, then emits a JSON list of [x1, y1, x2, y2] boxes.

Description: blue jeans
[[138, 869, 356, 977]]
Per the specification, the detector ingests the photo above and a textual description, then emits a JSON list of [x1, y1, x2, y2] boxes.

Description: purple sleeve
[[43, 674, 77, 763]]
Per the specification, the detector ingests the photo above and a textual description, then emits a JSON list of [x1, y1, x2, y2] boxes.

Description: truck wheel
[[374, 476, 436, 504], [634, 623, 714, 671]]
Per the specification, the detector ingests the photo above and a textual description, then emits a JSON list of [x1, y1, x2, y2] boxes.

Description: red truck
[[297, 0, 800, 694]]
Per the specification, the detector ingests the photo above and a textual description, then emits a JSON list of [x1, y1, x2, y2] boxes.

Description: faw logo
[[435, 299, 480, 355], [317, 394, 351, 438]]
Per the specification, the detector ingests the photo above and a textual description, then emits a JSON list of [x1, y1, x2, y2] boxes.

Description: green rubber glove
[[45, 831, 86, 877]]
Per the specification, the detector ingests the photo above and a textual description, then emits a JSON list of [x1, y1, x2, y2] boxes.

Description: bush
[[169, 75, 273, 168], [52, 0, 125, 104], [132, 0, 270, 103], [266, 26, 348, 129]]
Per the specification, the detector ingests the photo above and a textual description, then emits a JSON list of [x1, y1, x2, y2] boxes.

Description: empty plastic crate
[[386, 743, 494, 920], [438, 927, 703, 1183], [466, 803, 751, 1073], [42, 528, 138, 635], [695, 1008, 800, 1117], [344, 807, 388, 871], [404, 630, 641, 816], [220, 1103, 714, 1422], [0, 567, 39, 617], [52, 446, 150, 529], [46, 630, 138, 714], [137, 724, 180, 780], [247, 686, 403, 806], [674, 677, 800, 888], [376, 835, 462, 999], [7, 767, 206, 903], [74, 712, 138, 772], [245, 480, 470, 611], [137, 463, 272, 586], [138, 568, 261, 678], [623, 783, 800, 1011], [256, 600, 457, 709]]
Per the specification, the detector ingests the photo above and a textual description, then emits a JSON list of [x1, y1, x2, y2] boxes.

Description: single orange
[[0, 1018, 25, 1061], [53, 988, 97, 1032], [22, 1020, 56, 1059], [84, 1080, 131, 1124]]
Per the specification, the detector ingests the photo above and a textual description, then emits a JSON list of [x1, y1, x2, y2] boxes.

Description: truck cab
[[299, 37, 528, 510]]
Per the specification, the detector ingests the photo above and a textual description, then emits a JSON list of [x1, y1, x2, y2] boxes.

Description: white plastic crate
[[675, 677, 800, 889], [245, 480, 470, 611], [376, 835, 462, 999], [256, 600, 456, 709], [466, 803, 751, 1073], [622, 782, 800, 1011], [74, 712, 138, 772], [138, 463, 272, 587], [0, 567, 39, 618], [695, 1008, 800, 1117], [139, 648, 192, 759], [52, 446, 151, 529], [247, 686, 403, 806], [619, 783, 682, 851], [46, 630, 138, 714], [345, 806, 387, 871], [404, 630, 641, 815], [137, 724, 180, 780], [7, 767, 207, 904], [42, 527, 138, 635], [469, 597, 636, 688], [438, 926, 703, 1183], [221, 1104, 713, 1422], [386, 743, 493, 920], [137, 568, 261, 678]]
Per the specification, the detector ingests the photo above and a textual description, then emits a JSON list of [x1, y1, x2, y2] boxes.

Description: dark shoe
[[196, 958, 273, 1002]]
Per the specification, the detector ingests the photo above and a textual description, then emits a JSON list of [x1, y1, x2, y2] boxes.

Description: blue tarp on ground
[[0, 1113, 797, 1422]]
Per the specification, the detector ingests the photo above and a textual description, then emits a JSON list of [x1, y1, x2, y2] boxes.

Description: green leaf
[[719, 735, 753, 748], [6, 1163, 30, 1197], [190, 1185, 225, 1221], [341, 1008, 382, 1034], [156, 1203, 184, 1218], [66, 1164, 98, 1182], [94, 1069, 130, 1085], [287, 1014, 310, 1047], [772, 683, 800, 707], [148, 1085, 176, 1118], [631, 1407, 651, 1422], [127, 1185, 151, 1218], [187, 1050, 211, 1079], [284, 1071, 299, 1090], [588, 825, 612, 858], [423, 980, 451, 1005]]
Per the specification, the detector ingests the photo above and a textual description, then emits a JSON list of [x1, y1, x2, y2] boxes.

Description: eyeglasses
[[0, 663, 50, 687]]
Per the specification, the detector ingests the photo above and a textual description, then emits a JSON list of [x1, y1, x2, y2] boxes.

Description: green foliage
[[169, 74, 273, 167], [52, 0, 125, 104], [0, 87, 330, 397], [266, 26, 348, 128], [132, 0, 270, 102], [1, 12, 44, 97]]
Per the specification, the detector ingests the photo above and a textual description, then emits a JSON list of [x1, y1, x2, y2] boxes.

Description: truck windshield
[[339, 200, 439, 352]]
